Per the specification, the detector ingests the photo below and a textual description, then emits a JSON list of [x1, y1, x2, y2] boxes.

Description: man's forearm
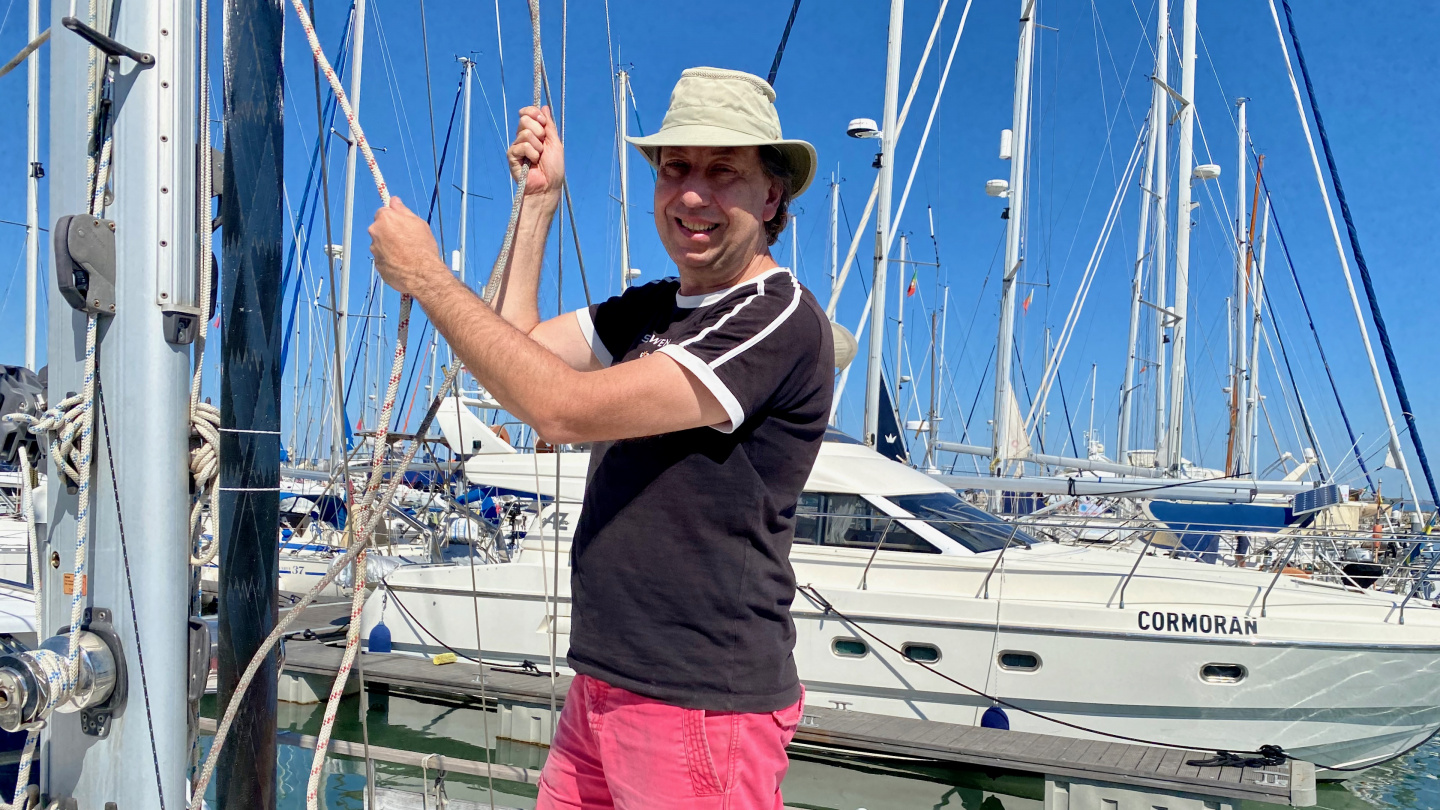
[[414, 264, 578, 428], [489, 193, 560, 333]]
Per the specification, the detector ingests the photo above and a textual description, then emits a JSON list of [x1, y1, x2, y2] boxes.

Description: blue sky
[[0, 1, 1436, 499]]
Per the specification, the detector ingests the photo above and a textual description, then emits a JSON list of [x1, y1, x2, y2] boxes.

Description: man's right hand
[[508, 105, 564, 199]]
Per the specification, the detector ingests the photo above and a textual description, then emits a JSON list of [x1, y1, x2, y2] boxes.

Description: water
[[201, 691, 1440, 809]]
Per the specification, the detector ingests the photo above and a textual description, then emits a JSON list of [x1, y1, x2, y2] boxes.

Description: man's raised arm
[[479, 104, 597, 371]]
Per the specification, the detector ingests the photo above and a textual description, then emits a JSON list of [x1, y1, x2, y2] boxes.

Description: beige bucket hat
[[627, 67, 817, 197]]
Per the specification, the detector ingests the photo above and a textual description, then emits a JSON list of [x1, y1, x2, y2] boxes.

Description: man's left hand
[[369, 197, 449, 298]]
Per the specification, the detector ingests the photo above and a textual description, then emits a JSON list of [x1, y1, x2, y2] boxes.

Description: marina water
[[199, 691, 1440, 809]]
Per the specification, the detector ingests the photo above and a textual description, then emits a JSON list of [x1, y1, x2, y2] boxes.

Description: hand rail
[[1115, 529, 1158, 609], [858, 517, 897, 591], [978, 522, 1024, 599], [1397, 549, 1440, 625], [1260, 538, 1302, 618]]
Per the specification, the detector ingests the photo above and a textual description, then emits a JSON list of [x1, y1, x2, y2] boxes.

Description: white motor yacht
[[362, 409, 1440, 775]]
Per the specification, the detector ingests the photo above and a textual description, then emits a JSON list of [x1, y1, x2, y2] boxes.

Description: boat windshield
[[888, 493, 1036, 553]]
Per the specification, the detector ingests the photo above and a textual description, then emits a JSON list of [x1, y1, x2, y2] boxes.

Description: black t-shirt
[[567, 267, 833, 712]]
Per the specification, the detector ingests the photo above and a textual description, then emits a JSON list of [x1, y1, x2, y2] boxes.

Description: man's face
[[653, 146, 783, 284]]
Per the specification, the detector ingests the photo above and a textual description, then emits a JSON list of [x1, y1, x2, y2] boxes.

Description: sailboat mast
[[927, 306, 939, 470], [863, 0, 904, 447], [457, 58, 474, 287], [1248, 194, 1270, 469], [43, 0, 197, 802], [617, 68, 632, 290], [828, 171, 839, 299], [1117, 3, 1167, 468], [895, 233, 906, 403], [1229, 98, 1250, 475], [1151, 0, 1171, 465], [1163, 0, 1198, 473], [217, 0, 284, 803], [336, 0, 368, 441], [990, 0, 1037, 471], [23, 0, 38, 370], [455, 55, 475, 391]]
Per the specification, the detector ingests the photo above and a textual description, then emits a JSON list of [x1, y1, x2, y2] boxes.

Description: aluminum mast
[[44, 0, 197, 802], [1164, 0, 1199, 472], [23, 0, 39, 370], [862, 0, 904, 447], [990, 0, 1038, 474], [617, 68, 632, 290], [1117, 0, 1168, 469], [1229, 98, 1250, 476]]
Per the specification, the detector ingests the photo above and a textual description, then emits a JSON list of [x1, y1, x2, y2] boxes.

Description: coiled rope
[[188, 0, 220, 567], [193, 0, 544, 804], [0, 2, 114, 798]]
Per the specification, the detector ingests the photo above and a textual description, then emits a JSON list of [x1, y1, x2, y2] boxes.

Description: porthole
[[1200, 664, 1247, 684], [901, 642, 941, 664], [832, 637, 869, 658], [998, 650, 1041, 672]]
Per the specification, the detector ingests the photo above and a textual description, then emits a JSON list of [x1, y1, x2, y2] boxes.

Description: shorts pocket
[[682, 709, 737, 796], [772, 687, 805, 743]]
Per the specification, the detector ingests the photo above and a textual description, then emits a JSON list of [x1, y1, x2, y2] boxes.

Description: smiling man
[[369, 67, 831, 808]]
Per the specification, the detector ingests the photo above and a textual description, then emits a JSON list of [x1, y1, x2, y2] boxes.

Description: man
[[369, 67, 832, 809]]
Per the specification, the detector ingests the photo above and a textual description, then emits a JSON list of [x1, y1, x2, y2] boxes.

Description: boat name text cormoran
[[1137, 611, 1258, 636]]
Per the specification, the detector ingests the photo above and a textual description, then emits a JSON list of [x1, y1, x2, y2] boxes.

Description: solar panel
[[1292, 483, 1343, 516]]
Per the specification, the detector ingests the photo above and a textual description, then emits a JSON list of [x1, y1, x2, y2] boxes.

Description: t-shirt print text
[[636, 332, 671, 358]]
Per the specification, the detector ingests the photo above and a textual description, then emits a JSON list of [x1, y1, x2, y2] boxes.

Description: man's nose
[[678, 178, 711, 208]]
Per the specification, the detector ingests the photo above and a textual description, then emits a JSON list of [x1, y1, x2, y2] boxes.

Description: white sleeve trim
[[658, 344, 745, 434], [573, 308, 612, 367], [711, 274, 803, 368]]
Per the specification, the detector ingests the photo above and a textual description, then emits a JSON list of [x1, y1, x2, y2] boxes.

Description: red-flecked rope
[[194, 0, 545, 804]]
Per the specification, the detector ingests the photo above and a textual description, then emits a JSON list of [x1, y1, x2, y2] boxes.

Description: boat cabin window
[[998, 651, 1041, 672], [887, 492, 1036, 553], [1200, 664, 1247, 684], [795, 493, 940, 553], [901, 642, 941, 663], [831, 637, 869, 658]]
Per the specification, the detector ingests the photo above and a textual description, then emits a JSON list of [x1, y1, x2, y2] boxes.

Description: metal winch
[[0, 608, 126, 737]]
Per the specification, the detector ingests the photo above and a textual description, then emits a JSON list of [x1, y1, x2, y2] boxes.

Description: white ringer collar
[[674, 267, 792, 308]]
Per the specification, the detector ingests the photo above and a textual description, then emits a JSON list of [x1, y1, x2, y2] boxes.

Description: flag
[[906, 271, 918, 298], [1022, 289, 1034, 314]]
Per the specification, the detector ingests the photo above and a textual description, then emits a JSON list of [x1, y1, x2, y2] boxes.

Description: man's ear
[[762, 178, 785, 222]]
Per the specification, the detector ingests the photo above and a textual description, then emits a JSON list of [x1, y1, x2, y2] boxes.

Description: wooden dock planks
[[278, 639, 1310, 806]]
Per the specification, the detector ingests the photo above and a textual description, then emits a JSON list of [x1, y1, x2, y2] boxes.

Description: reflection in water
[[201, 690, 1437, 809]]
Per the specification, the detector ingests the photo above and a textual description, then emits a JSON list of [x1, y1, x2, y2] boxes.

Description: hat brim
[[627, 125, 817, 198]]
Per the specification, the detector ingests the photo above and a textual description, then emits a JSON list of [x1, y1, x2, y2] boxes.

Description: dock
[[271, 612, 1316, 809]]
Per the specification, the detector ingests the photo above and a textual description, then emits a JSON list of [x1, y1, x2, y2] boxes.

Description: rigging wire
[[1259, 179, 1371, 489], [765, 0, 802, 86], [1279, 0, 1438, 511]]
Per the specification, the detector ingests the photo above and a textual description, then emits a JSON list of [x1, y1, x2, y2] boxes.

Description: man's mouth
[[676, 218, 719, 236]]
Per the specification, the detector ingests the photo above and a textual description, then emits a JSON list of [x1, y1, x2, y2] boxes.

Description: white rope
[[188, 0, 219, 568], [198, 0, 545, 800]]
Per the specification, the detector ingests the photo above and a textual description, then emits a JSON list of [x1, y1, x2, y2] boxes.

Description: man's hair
[[758, 146, 793, 247]]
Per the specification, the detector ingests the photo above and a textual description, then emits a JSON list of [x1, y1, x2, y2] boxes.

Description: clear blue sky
[[0, 1, 1436, 498]]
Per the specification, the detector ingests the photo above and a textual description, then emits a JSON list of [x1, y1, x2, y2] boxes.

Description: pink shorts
[[536, 673, 804, 810]]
